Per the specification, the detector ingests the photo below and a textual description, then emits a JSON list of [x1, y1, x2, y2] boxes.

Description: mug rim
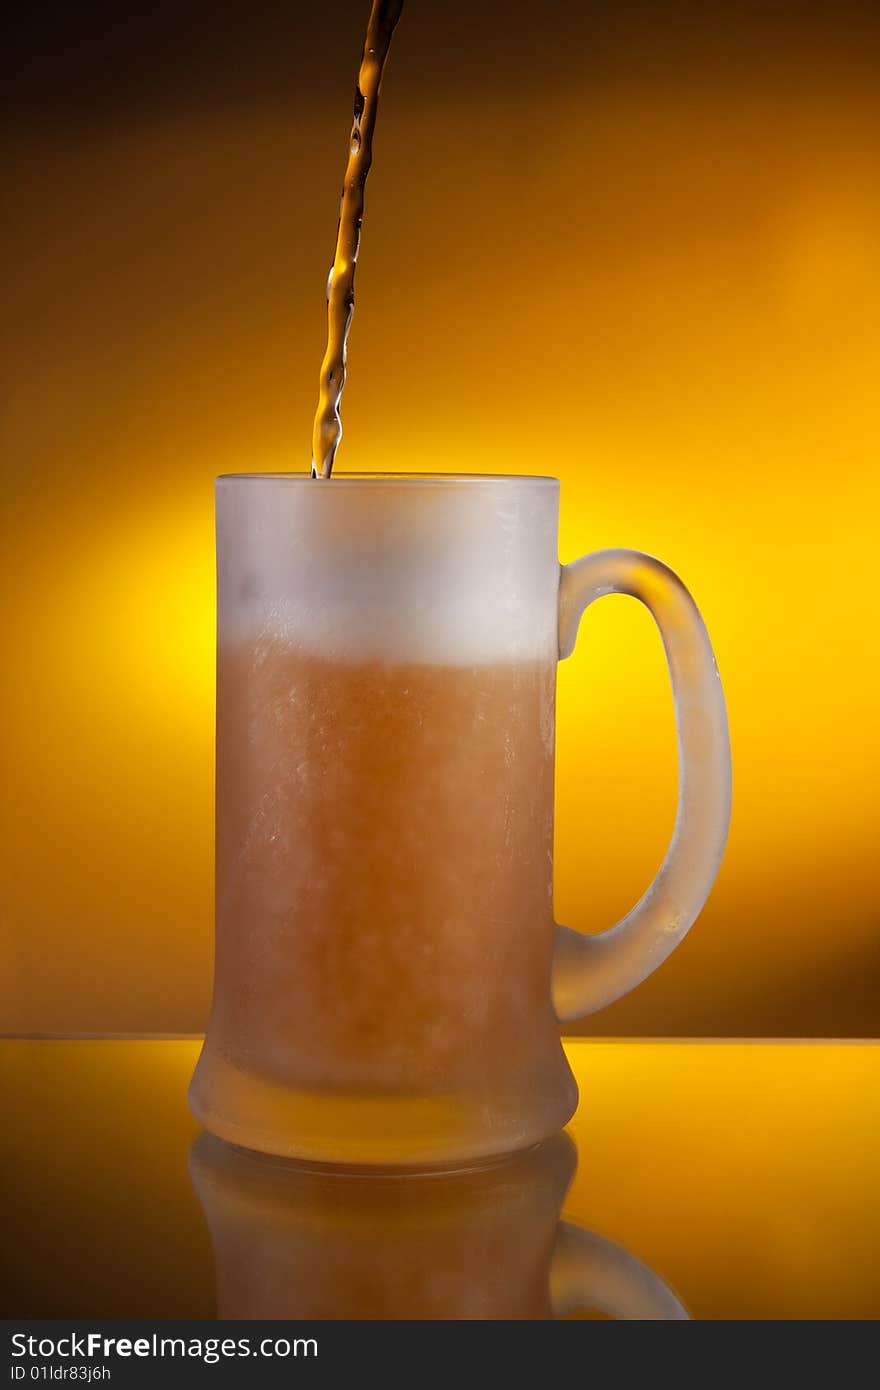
[[216, 472, 559, 488]]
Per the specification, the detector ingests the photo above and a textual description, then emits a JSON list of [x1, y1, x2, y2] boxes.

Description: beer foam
[[215, 475, 561, 665], [221, 584, 558, 665]]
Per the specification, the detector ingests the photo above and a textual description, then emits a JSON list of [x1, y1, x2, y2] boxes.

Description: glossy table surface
[[1, 1039, 877, 1320]]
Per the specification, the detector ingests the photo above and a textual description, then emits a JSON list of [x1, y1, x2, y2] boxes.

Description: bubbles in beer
[[311, 0, 404, 479]]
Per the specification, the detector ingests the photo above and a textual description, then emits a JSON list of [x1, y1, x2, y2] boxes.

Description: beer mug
[[189, 475, 730, 1165], [189, 1131, 688, 1320]]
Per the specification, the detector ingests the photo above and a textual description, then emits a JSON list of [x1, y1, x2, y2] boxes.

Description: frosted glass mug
[[189, 474, 730, 1165]]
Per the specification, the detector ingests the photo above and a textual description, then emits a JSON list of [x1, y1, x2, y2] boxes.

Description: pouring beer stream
[[311, 0, 404, 479]]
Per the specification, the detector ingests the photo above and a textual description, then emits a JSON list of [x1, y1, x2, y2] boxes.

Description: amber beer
[[215, 645, 557, 1093]]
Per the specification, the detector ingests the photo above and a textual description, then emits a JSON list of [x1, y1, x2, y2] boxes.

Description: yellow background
[[2, 2, 879, 1034]]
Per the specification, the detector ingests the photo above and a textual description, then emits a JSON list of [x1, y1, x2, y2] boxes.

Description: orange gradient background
[[2, 1, 879, 1034]]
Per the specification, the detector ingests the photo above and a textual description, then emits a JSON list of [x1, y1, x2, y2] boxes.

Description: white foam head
[[216, 474, 561, 665]]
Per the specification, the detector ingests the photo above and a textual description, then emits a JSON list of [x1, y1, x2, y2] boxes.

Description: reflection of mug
[[189, 1133, 688, 1320], [190, 475, 731, 1164]]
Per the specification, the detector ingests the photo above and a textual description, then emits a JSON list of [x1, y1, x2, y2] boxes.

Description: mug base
[[189, 1043, 579, 1170]]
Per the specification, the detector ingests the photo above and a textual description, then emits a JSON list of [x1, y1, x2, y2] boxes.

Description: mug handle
[[552, 549, 731, 1021], [550, 1221, 690, 1320]]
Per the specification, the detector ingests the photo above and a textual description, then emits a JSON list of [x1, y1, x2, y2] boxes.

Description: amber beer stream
[[189, 475, 731, 1165], [311, 0, 403, 478]]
